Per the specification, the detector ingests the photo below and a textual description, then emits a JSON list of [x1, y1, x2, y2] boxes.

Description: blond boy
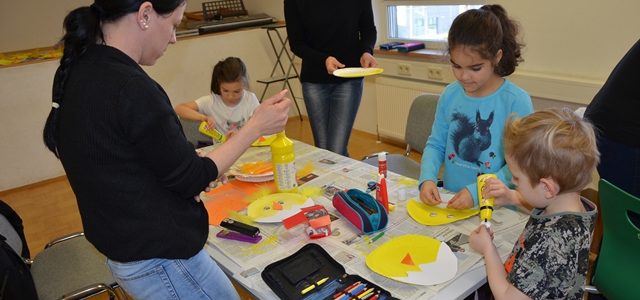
[[470, 108, 600, 300]]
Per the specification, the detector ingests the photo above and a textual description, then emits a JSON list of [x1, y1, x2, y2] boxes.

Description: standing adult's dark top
[[285, 0, 377, 156], [585, 39, 640, 196]]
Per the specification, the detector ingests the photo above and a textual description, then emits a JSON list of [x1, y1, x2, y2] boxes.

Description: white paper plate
[[333, 67, 384, 78]]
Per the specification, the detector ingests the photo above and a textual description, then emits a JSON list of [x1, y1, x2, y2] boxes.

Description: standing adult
[[584, 39, 640, 197], [284, 0, 377, 157], [42, 0, 291, 298]]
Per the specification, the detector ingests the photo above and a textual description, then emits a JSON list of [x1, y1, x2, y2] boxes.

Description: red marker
[[376, 174, 389, 211], [378, 152, 387, 178]]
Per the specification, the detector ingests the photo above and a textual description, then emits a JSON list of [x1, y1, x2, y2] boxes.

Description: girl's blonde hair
[[504, 108, 600, 193]]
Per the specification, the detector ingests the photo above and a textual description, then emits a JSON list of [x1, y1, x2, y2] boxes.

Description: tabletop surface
[[201, 141, 527, 300]]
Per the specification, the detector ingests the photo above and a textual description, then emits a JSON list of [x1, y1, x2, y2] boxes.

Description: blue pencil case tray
[[332, 189, 388, 234]]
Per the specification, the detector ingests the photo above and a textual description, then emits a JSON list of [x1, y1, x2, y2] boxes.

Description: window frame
[[383, 1, 486, 50]]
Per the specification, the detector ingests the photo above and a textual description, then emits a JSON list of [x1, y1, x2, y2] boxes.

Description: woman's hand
[[248, 90, 291, 136], [325, 56, 345, 74], [419, 180, 441, 205], [447, 188, 473, 209], [360, 52, 377, 68]]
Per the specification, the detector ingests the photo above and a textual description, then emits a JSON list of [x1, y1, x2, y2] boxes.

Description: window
[[386, 2, 482, 48]]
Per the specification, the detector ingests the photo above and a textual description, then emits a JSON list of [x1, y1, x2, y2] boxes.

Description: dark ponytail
[[43, 0, 186, 157], [43, 6, 101, 157], [447, 4, 524, 77]]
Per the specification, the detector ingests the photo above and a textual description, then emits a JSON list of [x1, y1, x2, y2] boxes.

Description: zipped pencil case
[[332, 189, 388, 234], [261, 243, 394, 300]]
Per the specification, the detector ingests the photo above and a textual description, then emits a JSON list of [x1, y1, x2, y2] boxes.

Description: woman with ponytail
[[42, 1, 291, 298]]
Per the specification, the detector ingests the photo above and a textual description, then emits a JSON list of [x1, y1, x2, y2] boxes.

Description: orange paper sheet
[[203, 180, 275, 225]]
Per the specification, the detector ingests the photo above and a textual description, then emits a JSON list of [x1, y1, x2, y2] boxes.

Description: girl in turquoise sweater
[[419, 4, 533, 209]]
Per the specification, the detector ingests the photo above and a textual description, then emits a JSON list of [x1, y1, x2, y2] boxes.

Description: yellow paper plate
[[333, 67, 384, 78], [251, 134, 277, 147], [366, 234, 457, 285], [247, 193, 314, 223], [407, 199, 478, 226]]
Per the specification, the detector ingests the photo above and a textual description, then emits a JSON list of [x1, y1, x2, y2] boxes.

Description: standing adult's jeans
[[302, 79, 364, 157]]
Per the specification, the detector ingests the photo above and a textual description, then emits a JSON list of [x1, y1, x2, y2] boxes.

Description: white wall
[[0, 0, 247, 52]]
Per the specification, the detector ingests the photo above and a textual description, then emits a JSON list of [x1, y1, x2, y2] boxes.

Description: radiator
[[375, 77, 445, 140]]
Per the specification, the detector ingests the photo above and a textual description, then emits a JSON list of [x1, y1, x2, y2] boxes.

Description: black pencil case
[[332, 189, 388, 234], [261, 243, 394, 300]]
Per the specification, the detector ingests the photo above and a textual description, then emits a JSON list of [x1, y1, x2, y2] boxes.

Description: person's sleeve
[[118, 77, 218, 199], [419, 96, 448, 187], [194, 94, 208, 114], [284, 0, 328, 63], [508, 225, 585, 299], [512, 91, 534, 118], [358, 0, 377, 55], [247, 91, 260, 117]]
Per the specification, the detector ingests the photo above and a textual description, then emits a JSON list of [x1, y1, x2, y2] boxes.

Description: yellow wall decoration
[[366, 234, 457, 285], [407, 199, 478, 226]]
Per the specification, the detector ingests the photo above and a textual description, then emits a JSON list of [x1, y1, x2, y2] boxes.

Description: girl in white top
[[176, 57, 260, 141]]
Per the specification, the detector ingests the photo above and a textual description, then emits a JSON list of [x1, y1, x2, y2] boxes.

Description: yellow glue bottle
[[270, 131, 298, 193], [198, 121, 227, 143], [477, 173, 496, 228]]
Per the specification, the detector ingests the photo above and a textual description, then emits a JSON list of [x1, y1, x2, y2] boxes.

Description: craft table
[[202, 140, 528, 300]]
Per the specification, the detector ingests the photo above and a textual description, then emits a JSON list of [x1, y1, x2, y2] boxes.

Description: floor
[[0, 116, 420, 299]]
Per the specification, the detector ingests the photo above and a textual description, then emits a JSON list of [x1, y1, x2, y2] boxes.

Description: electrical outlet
[[427, 66, 443, 80], [397, 63, 411, 75]]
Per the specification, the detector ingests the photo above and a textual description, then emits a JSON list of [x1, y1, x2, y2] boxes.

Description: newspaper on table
[[204, 143, 529, 299]]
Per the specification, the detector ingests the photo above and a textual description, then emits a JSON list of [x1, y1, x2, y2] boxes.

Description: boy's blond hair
[[504, 108, 600, 193]]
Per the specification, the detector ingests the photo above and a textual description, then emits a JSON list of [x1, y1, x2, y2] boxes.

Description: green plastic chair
[[589, 179, 640, 299]]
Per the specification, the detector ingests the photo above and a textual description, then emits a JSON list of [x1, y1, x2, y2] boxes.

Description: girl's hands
[[360, 52, 377, 68], [204, 116, 216, 130], [419, 180, 441, 205], [447, 188, 473, 209], [469, 225, 495, 255], [325, 56, 345, 74]]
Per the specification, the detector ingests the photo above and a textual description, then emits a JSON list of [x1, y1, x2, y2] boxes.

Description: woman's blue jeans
[[302, 79, 364, 157], [106, 248, 240, 300], [597, 136, 640, 197]]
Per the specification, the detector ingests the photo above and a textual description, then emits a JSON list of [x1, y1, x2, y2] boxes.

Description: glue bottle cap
[[378, 152, 386, 161]]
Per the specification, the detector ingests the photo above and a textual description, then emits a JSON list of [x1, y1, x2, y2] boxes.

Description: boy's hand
[[325, 56, 345, 74], [419, 180, 441, 205], [469, 225, 495, 255], [447, 188, 473, 209], [484, 177, 518, 207]]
